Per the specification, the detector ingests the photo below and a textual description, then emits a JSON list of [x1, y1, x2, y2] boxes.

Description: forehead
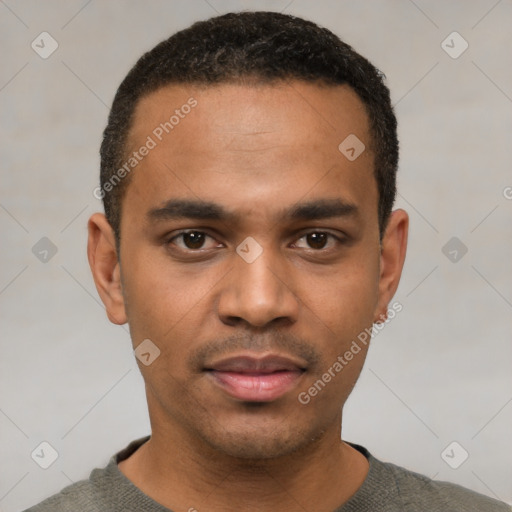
[[129, 80, 370, 149], [122, 81, 376, 227]]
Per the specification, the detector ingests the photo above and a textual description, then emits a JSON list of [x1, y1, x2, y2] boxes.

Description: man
[[24, 11, 509, 512]]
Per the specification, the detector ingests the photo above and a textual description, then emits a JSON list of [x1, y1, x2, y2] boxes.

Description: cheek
[[120, 247, 223, 354], [120, 250, 181, 340], [301, 252, 380, 340]]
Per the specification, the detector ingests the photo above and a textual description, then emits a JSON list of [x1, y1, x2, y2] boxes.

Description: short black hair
[[100, 11, 398, 248]]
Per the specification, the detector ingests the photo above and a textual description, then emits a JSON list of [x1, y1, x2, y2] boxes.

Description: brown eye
[[294, 232, 338, 250], [306, 232, 328, 249], [170, 231, 218, 251], [181, 232, 206, 249]]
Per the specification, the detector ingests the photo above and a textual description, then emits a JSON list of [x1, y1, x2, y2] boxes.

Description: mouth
[[204, 354, 306, 402]]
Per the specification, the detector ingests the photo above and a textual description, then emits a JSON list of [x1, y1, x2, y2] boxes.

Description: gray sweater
[[23, 436, 510, 511]]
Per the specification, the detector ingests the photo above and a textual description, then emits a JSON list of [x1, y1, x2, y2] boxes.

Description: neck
[[119, 415, 369, 512]]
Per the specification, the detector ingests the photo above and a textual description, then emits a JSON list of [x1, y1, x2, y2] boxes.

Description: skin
[[88, 81, 408, 512]]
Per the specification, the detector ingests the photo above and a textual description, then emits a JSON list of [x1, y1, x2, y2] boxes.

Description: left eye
[[170, 231, 219, 250], [293, 232, 338, 250]]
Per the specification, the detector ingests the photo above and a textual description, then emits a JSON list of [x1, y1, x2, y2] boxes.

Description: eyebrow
[[147, 198, 358, 223]]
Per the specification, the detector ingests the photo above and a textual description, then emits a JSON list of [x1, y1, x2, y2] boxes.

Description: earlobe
[[373, 209, 408, 323], [87, 213, 127, 325]]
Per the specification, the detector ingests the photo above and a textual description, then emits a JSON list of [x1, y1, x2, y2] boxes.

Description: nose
[[216, 244, 299, 329]]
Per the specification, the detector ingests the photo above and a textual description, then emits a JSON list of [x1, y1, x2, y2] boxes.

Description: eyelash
[[166, 229, 345, 253]]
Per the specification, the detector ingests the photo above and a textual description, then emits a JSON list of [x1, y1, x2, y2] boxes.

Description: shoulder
[[372, 452, 510, 511], [342, 443, 510, 511], [21, 477, 101, 512], [22, 436, 151, 512]]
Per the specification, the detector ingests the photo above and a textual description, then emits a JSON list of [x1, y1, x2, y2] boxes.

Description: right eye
[[167, 230, 222, 252]]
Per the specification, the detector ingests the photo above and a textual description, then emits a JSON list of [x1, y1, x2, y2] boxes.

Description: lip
[[205, 354, 306, 402]]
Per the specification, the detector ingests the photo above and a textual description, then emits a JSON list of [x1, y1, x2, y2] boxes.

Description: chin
[[196, 419, 325, 461]]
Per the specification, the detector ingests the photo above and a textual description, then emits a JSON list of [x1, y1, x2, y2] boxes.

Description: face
[[88, 81, 407, 460]]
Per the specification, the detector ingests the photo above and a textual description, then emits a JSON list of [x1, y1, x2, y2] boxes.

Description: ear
[[373, 209, 408, 323], [87, 213, 127, 325]]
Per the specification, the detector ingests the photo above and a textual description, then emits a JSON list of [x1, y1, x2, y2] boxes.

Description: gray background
[[1, 0, 511, 510]]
